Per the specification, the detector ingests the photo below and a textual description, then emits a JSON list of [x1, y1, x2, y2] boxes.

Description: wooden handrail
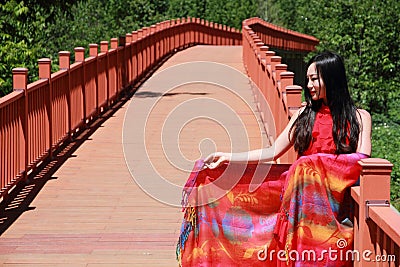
[[243, 17, 319, 52]]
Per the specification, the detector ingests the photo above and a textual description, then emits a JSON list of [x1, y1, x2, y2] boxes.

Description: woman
[[177, 52, 371, 266]]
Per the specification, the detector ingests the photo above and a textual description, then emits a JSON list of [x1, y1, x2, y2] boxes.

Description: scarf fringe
[[176, 160, 204, 265]]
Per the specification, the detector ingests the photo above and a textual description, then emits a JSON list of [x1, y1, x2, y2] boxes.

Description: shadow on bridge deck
[[0, 45, 269, 266]]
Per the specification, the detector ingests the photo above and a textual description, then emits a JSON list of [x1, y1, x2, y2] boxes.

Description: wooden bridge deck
[[0, 46, 268, 266]]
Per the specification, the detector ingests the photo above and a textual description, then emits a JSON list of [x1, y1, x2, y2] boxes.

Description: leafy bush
[[371, 115, 400, 210]]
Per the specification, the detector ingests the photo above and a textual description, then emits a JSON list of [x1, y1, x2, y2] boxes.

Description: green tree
[[167, 0, 206, 19], [265, 0, 400, 121], [0, 1, 45, 95], [0, 0, 77, 96], [168, 0, 263, 29]]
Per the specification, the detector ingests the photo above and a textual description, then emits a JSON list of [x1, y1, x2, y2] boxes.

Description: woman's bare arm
[[204, 107, 304, 168], [356, 109, 372, 156]]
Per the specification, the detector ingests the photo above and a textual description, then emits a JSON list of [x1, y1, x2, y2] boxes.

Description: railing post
[[131, 31, 138, 82], [195, 18, 199, 44], [59, 51, 71, 70], [166, 21, 171, 53], [279, 71, 294, 105], [125, 33, 133, 83], [100, 41, 108, 54], [89, 44, 99, 115], [258, 46, 269, 112], [145, 27, 151, 71], [255, 42, 264, 89], [265, 51, 275, 77], [38, 58, 53, 159], [167, 21, 173, 53], [184, 18, 188, 46], [154, 24, 160, 62], [12, 68, 28, 181], [354, 158, 393, 266], [227, 26, 232, 45], [146, 26, 152, 72], [177, 19, 183, 48], [200, 19, 205, 44], [275, 64, 287, 97], [222, 25, 226, 45], [192, 17, 196, 45], [206, 20, 210, 44], [270, 56, 281, 79], [210, 22, 215, 44], [58, 51, 72, 140], [278, 70, 293, 134], [110, 38, 118, 49], [217, 24, 222, 45], [110, 38, 120, 96], [275, 65, 288, 144], [118, 36, 128, 88], [270, 55, 281, 137], [285, 85, 302, 113], [89, 43, 98, 58], [74, 47, 86, 125], [285, 84, 302, 163], [100, 41, 110, 108], [75, 47, 85, 62], [151, 25, 156, 67], [141, 28, 148, 74]]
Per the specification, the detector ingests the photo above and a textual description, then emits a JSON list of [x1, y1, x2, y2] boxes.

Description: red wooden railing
[[243, 17, 400, 266], [0, 17, 242, 199]]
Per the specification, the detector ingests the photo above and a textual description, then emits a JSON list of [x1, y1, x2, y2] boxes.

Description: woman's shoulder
[[356, 108, 372, 125], [356, 108, 371, 118]]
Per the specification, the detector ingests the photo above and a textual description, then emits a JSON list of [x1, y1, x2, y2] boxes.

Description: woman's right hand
[[203, 152, 231, 169]]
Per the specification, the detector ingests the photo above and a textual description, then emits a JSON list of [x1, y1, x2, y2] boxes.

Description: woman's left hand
[[203, 152, 230, 169]]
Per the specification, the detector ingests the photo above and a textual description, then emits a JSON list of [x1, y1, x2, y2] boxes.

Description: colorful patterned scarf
[[177, 153, 368, 266]]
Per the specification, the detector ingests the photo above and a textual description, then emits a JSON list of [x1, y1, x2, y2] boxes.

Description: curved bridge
[[0, 17, 398, 266]]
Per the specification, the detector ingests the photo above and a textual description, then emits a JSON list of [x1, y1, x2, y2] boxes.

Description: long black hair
[[290, 51, 360, 155]]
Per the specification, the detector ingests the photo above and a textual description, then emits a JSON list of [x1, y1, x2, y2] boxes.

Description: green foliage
[[265, 0, 400, 123], [167, 0, 261, 29], [0, 0, 77, 96], [371, 118, 400, 210], [0, 1, 48, 95], [167, 0, 206, 19], [46, 0, 171, 64]]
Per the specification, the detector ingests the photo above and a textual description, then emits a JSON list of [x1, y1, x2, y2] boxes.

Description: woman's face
[[307, 63, 327, 104]]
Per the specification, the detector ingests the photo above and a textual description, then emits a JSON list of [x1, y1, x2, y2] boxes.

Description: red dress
[[303, 104, 337, 155], [177, 105, 367, 267]]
